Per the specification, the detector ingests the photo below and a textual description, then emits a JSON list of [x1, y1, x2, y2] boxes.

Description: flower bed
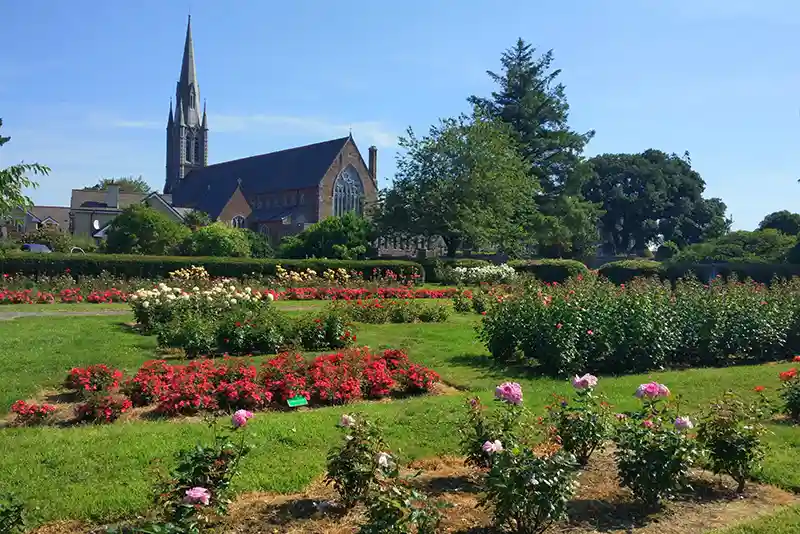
[[8, 348, 441, 425], [330, 298, 450, 324], [479, 274, 800, 376]]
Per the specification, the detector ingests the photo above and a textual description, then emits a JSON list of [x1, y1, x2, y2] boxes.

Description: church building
[[166, 17, 378, 244]]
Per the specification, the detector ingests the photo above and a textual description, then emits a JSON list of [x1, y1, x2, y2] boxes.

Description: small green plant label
[[287, 395, 308, 408]]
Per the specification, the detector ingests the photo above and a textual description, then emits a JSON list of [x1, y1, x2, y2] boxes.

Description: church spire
[[167, 98, 174, 125], [202, 99, 208, 129], [165, 14, 208, 195], [179, 15, 198, 96]]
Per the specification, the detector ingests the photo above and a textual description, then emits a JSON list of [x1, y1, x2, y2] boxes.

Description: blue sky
[[2, 0, 799, 230]]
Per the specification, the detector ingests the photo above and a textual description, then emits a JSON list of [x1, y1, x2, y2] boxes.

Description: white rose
[[267, 293, 275, 302], [142, 301, 150, 309]]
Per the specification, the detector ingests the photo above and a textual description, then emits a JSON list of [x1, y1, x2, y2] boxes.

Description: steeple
[[165, 15, 208, 195], [167, 99, 174, 125]]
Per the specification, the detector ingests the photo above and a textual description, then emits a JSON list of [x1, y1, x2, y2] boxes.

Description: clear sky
[[2, 0, 799, 230]]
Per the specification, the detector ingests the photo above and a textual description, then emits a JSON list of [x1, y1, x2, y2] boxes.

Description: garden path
[[0, 310, 129, 321]]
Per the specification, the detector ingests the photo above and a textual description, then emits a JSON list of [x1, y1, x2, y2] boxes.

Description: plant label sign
[[287, 395, 308, 408]]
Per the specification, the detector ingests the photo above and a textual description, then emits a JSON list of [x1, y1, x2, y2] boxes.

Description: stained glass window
[[333, 166, 364, 217]]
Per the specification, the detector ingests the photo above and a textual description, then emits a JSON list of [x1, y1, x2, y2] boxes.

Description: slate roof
[[70, 190, 150, 210], [171, 136, 349, 219], [248, 206, 305, 223], [28, 206, 70, 227]]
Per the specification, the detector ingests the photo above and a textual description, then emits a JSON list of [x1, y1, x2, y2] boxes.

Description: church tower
[[165, 15, 208, 195]]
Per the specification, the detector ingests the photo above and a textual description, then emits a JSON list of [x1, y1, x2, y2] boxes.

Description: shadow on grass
[[448, 353, 542, 382]]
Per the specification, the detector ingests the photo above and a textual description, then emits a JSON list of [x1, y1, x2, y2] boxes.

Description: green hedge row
[[0, 253, 425, 281], [598, 259, 800, 285], [509, 259, 589, 283], [597, 260, 663, 284]]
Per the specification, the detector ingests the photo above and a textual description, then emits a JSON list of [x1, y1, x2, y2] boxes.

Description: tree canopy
[[468, 39, 601, 257], [0, 119, 50, 217], [758, 210, 800, 236], [374, 108, 540, 257], [670, 229, 795, 264], [105, 204, 190, 255], [279, 212, 373, 259], [87, 176, 151, 194], [584, 150, 730, 253], [179, 222, 251, 257]]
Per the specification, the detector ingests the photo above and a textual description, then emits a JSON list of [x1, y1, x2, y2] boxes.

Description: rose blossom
[[571, 373, 598, 390], [482, 440, 503, 454], [642, 420, 654, 429], [674, 416, 694, 431], [184, 487, 211, 505], [635, 382, 670, 400], [495, 382, 523, 405], [339, 414, 356, 427], [232, 409, 254, 428], [376, 452, 392, 468]]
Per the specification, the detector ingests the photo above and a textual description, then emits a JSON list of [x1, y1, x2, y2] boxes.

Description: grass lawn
[[0, 304, 799, 531]]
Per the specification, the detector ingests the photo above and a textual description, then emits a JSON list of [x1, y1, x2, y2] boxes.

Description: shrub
[[418, 258, 489, 284], [779, 367, 800, 421], [0, 493, 24, 533], [543, 374, 612, 466], [509, 259, 588, 283], [294, 313, 356, 351], [10, 400, 57, 426], [480, 275, 799, 377], [179, 222, 252, 258], [655, 241, 679, 261], [0, 253, 425, 282], [460, 383, 529, 469], [359, 477, 445, 534], [242, 229, 273, 258], [452, 290, 472, 313], [672, 229, 796, 264], [156, 414, 253, 529], [482, 447, 578, 534], [105, 204, 191, 255], [64, 364, 123, 395], [597, 259, 663, 284], [216, 307, 289, 355], [279, 212, 372, 260], [75, 394, 133, 423], [326, 414, 390, 508], [156, 313, 218, 358], [696, 391, 767, 492], [440, 263, 517, 285], [613, 382, 699, 506], [331, 298, 449, 324]]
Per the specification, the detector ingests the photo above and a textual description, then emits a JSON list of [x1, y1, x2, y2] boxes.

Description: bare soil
[[31, 452, 798, 533]]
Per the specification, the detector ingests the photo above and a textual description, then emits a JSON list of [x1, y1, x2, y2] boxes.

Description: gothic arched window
[[193, 137, 200, 163], [332, 166, 364, 217], [185, 135, 192, 162], [231, 215, 246, 228], [189, 87, 196, 109]]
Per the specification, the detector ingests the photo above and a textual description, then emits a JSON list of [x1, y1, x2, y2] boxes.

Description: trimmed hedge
[[664, 262, 800, 285], [418, 258, 491, 283], [509, 259, 589, 283], [0, 253, 425, 281], [598, 259, 800, 286], [598, 260, 663, 284]]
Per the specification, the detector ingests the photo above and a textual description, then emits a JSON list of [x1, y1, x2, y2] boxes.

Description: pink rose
[[184, 487, 211, 505], [482, 440, 503, 454], [635, 382, 669, 400], [494, 382, 523, 405], [232, 409, 254, 428], [571, 373, 598, 390]]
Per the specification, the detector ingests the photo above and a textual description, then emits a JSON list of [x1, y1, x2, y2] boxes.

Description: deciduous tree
[[0, 119, 49, 217], [88, 176, 151, 194], [758, 210, 800, 236], [374, 109, 541, 257]]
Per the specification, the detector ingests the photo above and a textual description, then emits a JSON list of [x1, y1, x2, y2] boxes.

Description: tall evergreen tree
[[469, 39, 601, 258]]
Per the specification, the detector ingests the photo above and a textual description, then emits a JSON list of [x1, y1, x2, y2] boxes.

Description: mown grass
[[0, 305, 798, 531]]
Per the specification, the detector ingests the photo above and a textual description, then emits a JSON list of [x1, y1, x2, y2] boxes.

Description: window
[[193, 137, 200, 163], [185, 136, 192, 162], [231, 215, 246, 228], [332, 166, 364, 217], [188, 87, 196, 109], [299, 192, 306, 205]]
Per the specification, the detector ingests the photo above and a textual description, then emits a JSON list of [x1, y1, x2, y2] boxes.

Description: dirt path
[[0, 310, 130, 321]]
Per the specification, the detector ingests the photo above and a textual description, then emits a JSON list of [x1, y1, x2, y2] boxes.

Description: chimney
[[368, 146, 377, 181], [105, 184, 120, 209]]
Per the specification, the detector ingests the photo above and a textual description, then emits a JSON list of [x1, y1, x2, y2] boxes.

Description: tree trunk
[[444, 237, 460, 258]]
